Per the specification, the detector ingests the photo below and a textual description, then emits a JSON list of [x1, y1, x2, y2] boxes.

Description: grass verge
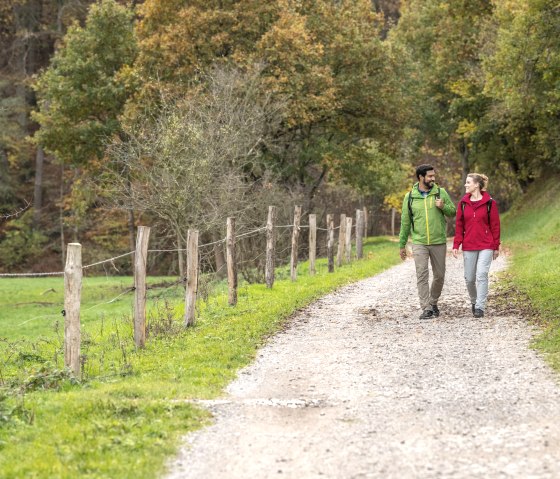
[[0, 237, 400, 478], [501, 174, 560, 372]]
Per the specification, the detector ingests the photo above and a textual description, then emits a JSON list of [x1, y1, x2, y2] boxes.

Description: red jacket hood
[[460, 191, 492, 207]]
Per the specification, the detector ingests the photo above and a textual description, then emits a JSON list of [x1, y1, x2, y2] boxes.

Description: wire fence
[[0, 205, 400, 385]]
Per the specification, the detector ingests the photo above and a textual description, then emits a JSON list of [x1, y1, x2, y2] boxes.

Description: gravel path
[[165, 251, 560, 479]]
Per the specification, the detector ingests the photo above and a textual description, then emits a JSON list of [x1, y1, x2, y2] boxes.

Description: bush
[[0, 211, 48, 270]]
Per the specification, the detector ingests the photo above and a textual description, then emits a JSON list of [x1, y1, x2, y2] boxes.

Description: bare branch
[[1, 200, 31, 221]]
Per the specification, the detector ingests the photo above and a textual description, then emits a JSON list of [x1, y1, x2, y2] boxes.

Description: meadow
[[500, 174, 560, 372], [0, 237, 400, 478]]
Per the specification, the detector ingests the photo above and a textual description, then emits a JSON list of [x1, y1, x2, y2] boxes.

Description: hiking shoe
[[472, 304, 475, 314], [419, 309, 434, 320], [474, 308, 484, 318], [431, 305, 440, 317]]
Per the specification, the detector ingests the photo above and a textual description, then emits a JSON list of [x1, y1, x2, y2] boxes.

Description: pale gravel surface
[[165, 251, 560, 479]]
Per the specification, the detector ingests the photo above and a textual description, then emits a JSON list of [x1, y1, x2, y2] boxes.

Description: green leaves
[[483, 0, 560, 170], [33, 0, 138, 166]]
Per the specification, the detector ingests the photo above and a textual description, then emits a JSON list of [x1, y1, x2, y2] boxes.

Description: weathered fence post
[[309, 213, 317, 275], [290, 205, 302, 281], [345, 216, 353, 263], [134, 226, 151, 348], [184, 229, 199, 326], [266, 206, 276, 288], [356, 209, 364, 259], [336, 214, 347, 267], [327, 214, 335, 273], [363, 206, 368, 238], [227, 217, 237, 305], [64, 243, 82, 376]]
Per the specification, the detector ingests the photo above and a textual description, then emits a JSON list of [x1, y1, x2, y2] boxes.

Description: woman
[[453, 173, 501, 318]]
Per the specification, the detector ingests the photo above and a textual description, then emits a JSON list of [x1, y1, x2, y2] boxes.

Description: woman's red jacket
[[453, 191, 501, 251]]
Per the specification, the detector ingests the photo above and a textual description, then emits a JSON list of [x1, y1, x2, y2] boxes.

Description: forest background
[[1, 0, 559, 275]]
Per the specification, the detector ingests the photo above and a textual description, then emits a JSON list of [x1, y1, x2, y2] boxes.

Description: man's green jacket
[[399, 183, 456, 248]]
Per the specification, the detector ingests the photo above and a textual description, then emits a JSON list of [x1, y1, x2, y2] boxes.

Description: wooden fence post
[[356, 209, 364, 259], [345, 216, 353, 263], [134, 226, 151, 348], [227, 217, 237, 306], [363, 206, 368, 238], [64, 243, 82, 376], [391, 207, 397, 237], [266, 206, 276, 288], [327, 214, 335, 273], [309, 213, 317, 275], [184, 229, 199, 326], [336, 214, 346, 267], [290, 205, 302, 281]]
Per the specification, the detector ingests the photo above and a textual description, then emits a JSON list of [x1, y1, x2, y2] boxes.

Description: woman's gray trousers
[[463, 249, 494, 311]]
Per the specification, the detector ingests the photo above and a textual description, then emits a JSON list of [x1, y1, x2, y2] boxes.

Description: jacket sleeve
[[399, 193, 411, 248], [440, 188, 457, 218], [453, 202, 464, 250], [490, 200, 501, 249]]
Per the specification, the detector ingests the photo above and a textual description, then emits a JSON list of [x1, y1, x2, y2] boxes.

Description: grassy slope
[[0, 237, 400, 479], [501, 174, 560, 371]]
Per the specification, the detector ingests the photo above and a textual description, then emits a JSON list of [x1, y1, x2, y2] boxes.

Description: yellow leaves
[[448, 79, 476, 99], [256, 7, 337, 127], [456, 119, 476, 138], [384, 190, 408, 211]]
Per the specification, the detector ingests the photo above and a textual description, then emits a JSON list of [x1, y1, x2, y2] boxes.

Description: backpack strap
[[407, 188, 415, 232]]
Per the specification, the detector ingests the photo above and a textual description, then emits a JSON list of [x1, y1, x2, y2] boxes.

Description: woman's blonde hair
[[467, 173, 489, 191]]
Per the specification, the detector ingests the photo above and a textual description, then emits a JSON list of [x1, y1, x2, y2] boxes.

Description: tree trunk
[[32, 147, 45, 228], [127, 210, 136, 251], [460, 138, 469, 188], [214, 233, 226, 279], [60, 163, 66, 268], [177, 232, 185, 279]]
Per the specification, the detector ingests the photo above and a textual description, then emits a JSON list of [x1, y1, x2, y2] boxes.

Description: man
[[399, 164, 456, 319]]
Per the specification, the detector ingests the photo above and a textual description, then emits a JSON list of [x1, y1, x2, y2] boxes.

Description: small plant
[[146, 299, 183, 339], [21, 363, 80, 393]]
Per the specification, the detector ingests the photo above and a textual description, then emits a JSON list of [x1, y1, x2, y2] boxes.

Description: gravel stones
[[165, 252, 560, 479]]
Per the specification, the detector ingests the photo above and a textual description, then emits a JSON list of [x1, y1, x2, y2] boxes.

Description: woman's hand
[[452, 248, 459, 258], [493, 249, 499, 260]]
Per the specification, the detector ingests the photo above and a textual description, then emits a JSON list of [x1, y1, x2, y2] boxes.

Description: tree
[[33, 0, 137, 245], [0, 0, 93, 225], [390, 0, 494, 188], [34, 0, 137, 166], [481, 0, 560, 180], [107, 66, 283, 276], [132, 0, 409, 209]]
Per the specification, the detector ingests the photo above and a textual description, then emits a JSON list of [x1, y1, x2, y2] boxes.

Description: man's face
[[420, 170, 436, 189]]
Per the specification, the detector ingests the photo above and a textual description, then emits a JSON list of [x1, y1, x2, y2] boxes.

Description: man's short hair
[[416, 164, 435, 180]]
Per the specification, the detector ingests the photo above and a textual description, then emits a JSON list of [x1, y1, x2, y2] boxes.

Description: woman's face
[[465, 176, 479, 194]]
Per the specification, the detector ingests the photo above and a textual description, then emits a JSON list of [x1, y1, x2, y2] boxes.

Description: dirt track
[[165, 252, 560, 479]]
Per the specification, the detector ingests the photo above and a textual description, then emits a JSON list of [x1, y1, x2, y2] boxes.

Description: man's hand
[[493, 249, 499, 260], [452, 248, 459, 258], [400, 248, 407, 261], [435, 198, 444, 209]]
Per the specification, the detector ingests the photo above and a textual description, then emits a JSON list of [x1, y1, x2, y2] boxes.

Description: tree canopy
[[1, 0, 559, 270]]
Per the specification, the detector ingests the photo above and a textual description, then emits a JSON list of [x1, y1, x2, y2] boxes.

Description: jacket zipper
[[424, 197, 430, 244]]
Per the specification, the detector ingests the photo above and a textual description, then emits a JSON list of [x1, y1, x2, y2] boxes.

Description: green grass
[[0, 237, 400, 479], [501, 174, 560, 372], [0, 276, 178, 340]]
